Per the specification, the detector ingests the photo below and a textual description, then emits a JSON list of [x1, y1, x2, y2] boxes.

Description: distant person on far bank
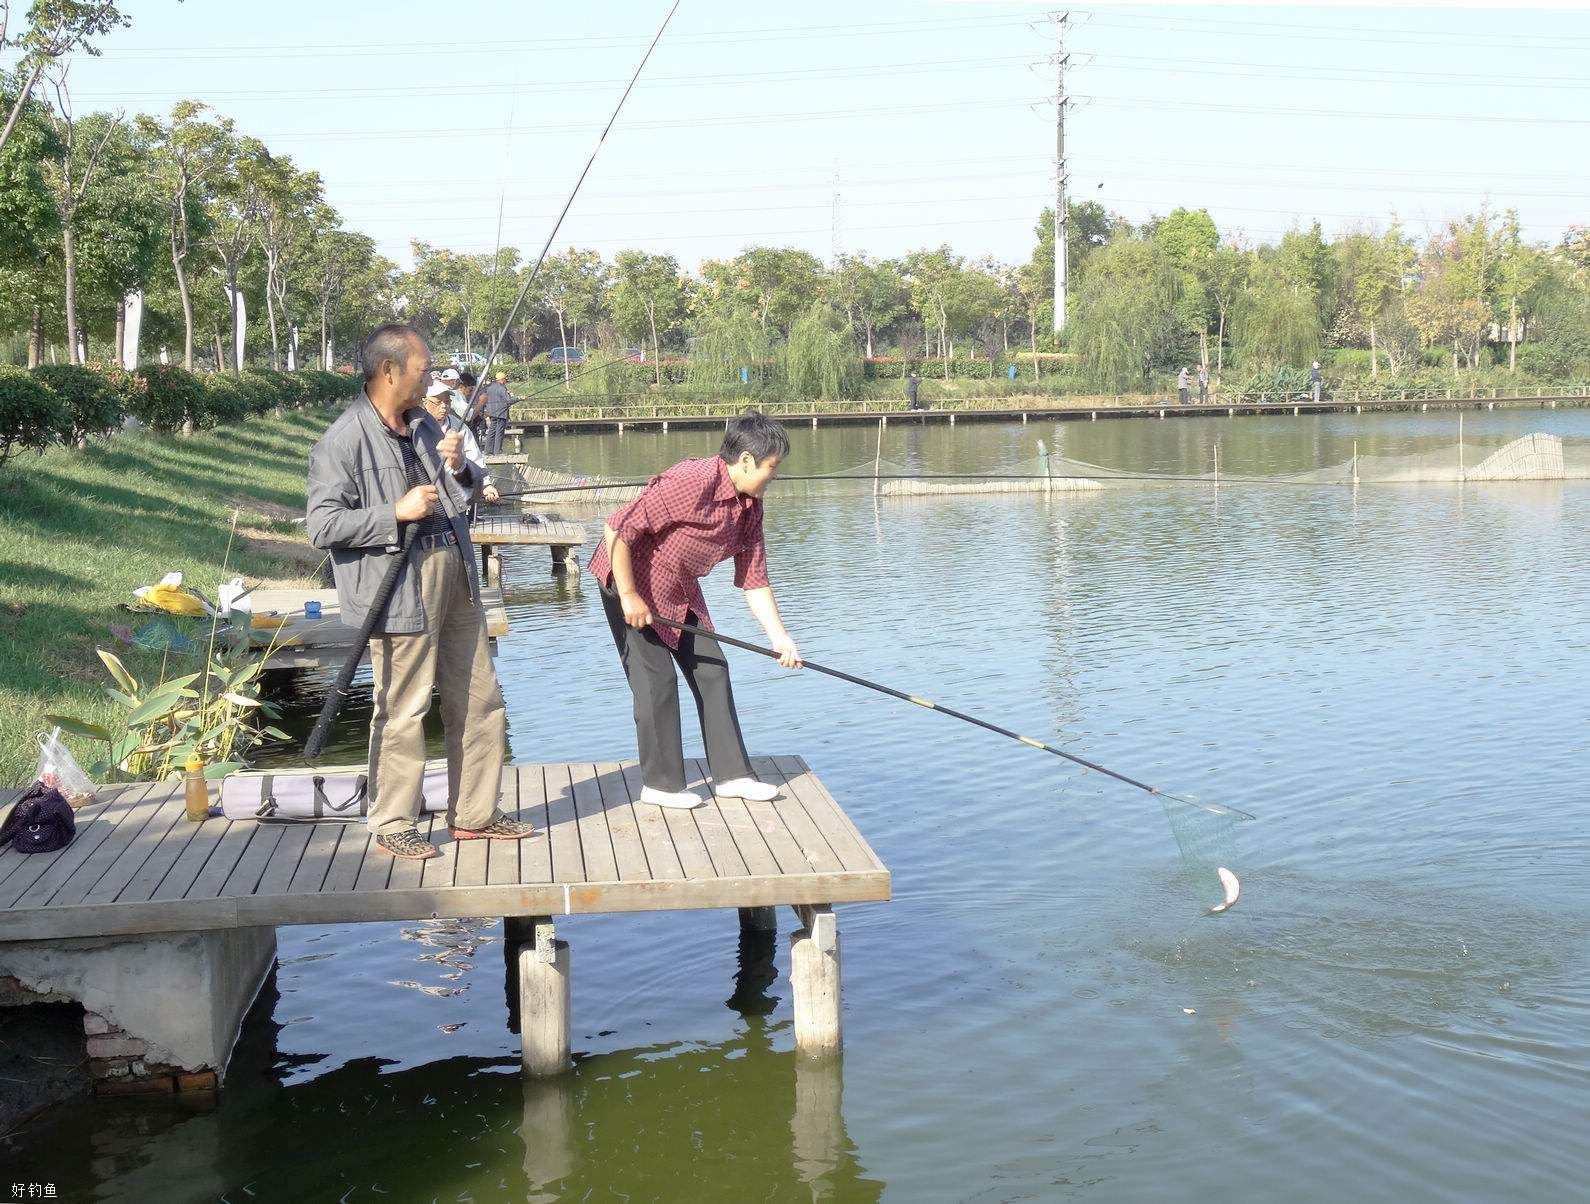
[[1177, 365, 1191, 406], [906, 370, 922, 411], [1198, 363, 1209, 404], [1310, 361, 1323, 404], [482, 371, 513, 455], [306, 324, 534, 860]]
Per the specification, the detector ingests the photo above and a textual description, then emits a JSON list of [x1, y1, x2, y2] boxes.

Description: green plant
[[0, 366, 67, 463], [128, 364, 209, 432], [32, 364, 123, 443], [43, 507, 295, 780], [201, 373, 251, 424], [49, 634, 291, 780], [782, 302, 863, 400]]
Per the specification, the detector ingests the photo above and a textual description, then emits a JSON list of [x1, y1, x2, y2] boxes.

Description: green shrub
[[31, 364, 122, 444], [201, 373, 251, 424], [0, 367, 66, 464], [129, 364, 210, 432], [98, 365, 148, 419], [307, 369, 357, 405], [270, 370, 312, 407], [237, 372, 284, 414]]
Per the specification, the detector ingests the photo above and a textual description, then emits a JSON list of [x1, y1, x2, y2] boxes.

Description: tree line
[[4, 5, 1588, 400]]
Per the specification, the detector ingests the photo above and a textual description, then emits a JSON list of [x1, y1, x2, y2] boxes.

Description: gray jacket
[[306, 392, 482, 635]]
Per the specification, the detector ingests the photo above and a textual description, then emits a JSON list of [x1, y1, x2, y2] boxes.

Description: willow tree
[[1231, 253, 1321, 370], [782, 301, 862, 400], [686, 306, 768, 390], [1069, 235, 1186, 391]]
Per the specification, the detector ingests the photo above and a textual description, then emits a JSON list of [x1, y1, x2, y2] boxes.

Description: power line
[[1083, 52, 1590, 92], [1079, 9, 1590, 52], [72, 52, 1037, 102], [1080, 95, 1590, 127], [74, 12, 1046, 60], [242, 95, 1049, 144], [344, 190, 1057, 226]]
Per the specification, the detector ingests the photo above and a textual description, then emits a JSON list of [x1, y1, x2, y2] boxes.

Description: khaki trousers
[[367, 546, 506, 835]]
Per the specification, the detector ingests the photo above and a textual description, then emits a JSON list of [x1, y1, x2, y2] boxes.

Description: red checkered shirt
[[587, 456, 769, 649]]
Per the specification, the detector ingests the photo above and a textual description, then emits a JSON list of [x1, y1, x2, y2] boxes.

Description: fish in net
[[1162, 795, 1246, 914]]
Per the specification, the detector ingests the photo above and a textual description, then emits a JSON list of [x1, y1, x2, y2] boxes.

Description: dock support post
[[791, 1056, 844, 1188], [789, 904, 841, 1057], [739, 906, 777, 933], [542, 423, 550, 439], [521, 1078, 576, 1190], [662, 420, 668, 433], [516, 917, 570, 1076]]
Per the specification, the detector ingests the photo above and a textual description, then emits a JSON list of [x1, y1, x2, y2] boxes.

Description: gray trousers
[[484, 418, 505, 455], [600, 588, 753, 792]]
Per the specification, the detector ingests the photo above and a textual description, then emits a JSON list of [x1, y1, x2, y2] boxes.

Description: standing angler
[[481, 370, 514, 455], [307, 324, 535, 860], [589, 411, 803, 809]]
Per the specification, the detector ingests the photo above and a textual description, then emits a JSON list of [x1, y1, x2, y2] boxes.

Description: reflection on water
[[5, 922, 879, 1203], [6, 409, 1589, 1200]]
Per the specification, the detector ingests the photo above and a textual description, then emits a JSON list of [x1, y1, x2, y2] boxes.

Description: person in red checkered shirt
[[588, 412, 803, 809]]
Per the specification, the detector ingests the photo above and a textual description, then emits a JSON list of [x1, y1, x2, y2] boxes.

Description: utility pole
[[829, 163, 843, 272], [1052, 10, 1069, 335]]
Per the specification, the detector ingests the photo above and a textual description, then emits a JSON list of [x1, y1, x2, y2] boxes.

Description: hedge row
[[0, 365, 357, 465]]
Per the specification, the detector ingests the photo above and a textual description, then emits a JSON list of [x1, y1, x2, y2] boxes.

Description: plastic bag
[[36, 727, 97, 808]]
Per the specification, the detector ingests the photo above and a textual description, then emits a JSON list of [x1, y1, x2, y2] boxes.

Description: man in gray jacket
[[307, 324, 534, 860]]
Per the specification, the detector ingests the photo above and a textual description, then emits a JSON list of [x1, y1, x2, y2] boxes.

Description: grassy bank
[[0, 410, 334, 787]]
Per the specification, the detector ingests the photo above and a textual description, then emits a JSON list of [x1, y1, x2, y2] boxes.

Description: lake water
[[6, 408, 1588, 1202]]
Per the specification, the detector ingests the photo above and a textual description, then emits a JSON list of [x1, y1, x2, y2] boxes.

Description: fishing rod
[[649, 614, 1254, 822], [303, 1, 681, 758]]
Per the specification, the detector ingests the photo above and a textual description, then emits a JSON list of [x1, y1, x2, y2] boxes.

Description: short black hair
[[361, 323, 425, 383], [457, 370, 478, 387], [719, 410, 789, 465]]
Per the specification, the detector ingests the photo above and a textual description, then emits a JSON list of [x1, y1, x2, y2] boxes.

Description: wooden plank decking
[[470, 513, 586, 581], [0, 757, 889, 942], [249, 586, 510, 670], [470, 514, 585, 549]]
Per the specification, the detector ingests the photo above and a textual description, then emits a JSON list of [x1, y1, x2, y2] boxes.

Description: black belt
[[415, 529, 459, 550]]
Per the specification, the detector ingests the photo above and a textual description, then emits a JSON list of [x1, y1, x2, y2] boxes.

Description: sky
[[17, 1, 1590, 272]]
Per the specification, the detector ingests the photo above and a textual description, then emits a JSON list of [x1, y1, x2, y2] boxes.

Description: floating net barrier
[[1040, 431, 1590, 488], [491, 432, 1590, 512], [879, 475, 1104, 496]]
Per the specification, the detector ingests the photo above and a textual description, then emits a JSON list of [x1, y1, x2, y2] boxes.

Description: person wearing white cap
[[424, 376, 500, 505]]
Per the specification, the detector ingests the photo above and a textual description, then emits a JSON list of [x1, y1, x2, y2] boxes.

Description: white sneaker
[[640, 786, 704, 809], [714, 777, 779, 802]]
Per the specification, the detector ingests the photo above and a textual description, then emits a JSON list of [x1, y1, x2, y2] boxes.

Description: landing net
[[1161, 795, 1248, 915]]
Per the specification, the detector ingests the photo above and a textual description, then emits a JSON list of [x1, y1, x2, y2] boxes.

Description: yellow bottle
[[184, 755, 209, 822]]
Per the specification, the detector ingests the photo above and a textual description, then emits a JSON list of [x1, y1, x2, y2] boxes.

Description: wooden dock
[[470, 513, 586, 584], [248, 586, 509, 671], [0, 756, 886, 1071]]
